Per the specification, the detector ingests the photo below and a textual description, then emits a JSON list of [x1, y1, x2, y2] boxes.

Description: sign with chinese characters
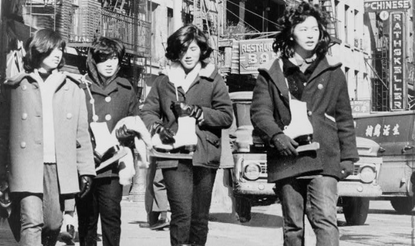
[[364, 0, 411, 12], [351, 100, 371, 114], [390, 12, 406, 110], [239, 39, 277, 74], [363, 122, 400, 138]]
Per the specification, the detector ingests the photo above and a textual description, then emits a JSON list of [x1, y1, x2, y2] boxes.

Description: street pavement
[[0, 169, 412, 246], [1, 197, 365, 246]]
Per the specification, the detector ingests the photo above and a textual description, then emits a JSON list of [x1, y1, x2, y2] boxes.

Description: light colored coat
[[0, 71, 96, 194]]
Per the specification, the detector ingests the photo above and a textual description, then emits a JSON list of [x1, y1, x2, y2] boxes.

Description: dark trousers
[[162, 161, 217, 246], [145, 161, 168, 224], [76, 177, 122, 246], [276, 175, 339, 246]]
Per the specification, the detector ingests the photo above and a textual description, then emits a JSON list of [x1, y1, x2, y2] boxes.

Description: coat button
[[105, 114, 112, 121], [22, 85, 27, 91], [22, 113, 28, 120], [64, 85, 69, 91], [105, 96, 111, 102], [90, 99, 95, 104], [92, 115, 99, 121], [318, 84, 323, 90], [67, 113, 73, 119], [20, 142, 26, 148], [307, 111, 312, 116]]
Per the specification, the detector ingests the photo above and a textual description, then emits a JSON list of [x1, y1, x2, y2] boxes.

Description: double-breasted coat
[[141, 63, 233, 169], [250, 57, 359, 182], [0, 71, 96, 194], [83, 75, 141, 178]]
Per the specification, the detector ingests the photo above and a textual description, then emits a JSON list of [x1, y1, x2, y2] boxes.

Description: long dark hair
[[165, 24, 212, 62], [23, 28, 66, 72], [273, 1, 331, 59]]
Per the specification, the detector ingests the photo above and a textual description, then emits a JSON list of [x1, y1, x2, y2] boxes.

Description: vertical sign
[[390, 12, 406, 110]]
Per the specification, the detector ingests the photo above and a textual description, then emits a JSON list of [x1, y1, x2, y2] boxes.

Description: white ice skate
[[284, 99, 319, 153]]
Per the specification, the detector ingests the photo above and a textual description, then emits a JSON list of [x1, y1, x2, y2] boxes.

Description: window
[[344, 4, 349, 45], [354, 9, 359, 48], [167, 8, 173, 37], [354, 70, 359, 100]]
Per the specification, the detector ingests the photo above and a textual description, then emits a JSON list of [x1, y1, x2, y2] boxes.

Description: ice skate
[[151, 102, 198, 159], [151, 116, 197, 157], [284, 99, 319, 152]]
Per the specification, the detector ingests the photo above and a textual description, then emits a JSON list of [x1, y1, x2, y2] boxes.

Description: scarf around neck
[[166, 61, 202, 94]]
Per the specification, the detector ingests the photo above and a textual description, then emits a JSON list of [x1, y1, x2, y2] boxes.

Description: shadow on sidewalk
[[209, 212, 283, 228]]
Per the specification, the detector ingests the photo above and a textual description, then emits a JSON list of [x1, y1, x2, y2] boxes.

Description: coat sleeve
[[199, 73, 233, 128], [128, 84, 141, 117], [0, 85, 10, 181], [334, 70, 359, 163], [250, 73, 284, 145], [76, 88, 96, 176], [141, 77, 163, 130]]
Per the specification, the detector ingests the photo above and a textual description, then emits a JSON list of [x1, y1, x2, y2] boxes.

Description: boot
[[60, 225, 75, 245], [283, 99, 319, 152]]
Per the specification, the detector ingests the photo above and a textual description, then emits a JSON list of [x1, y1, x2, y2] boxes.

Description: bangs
[[94, 50, 117, 63], [32, 30, 66, 54]]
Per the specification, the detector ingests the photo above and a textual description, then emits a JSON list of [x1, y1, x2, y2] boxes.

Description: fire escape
[[3, 0, 151, 100], [371, 17, 390, 111]]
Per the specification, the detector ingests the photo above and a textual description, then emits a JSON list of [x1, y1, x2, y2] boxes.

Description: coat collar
[[160, 62, 218, 82], [308, 56, 342, 82], [85, 75, 132, 96], [4, 70, 81, 91], [258, 55, 342, 101]]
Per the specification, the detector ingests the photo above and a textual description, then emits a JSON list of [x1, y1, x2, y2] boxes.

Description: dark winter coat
[[83, 75, 140, 178], [250, 57, 359, 182], [141, 63, 233, 169]]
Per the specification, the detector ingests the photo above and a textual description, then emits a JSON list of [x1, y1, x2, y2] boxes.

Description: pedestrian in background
[[75, 36, 141, 246], [141, 24, 233, 246], [250, 2, 359, 246], [142, 160, 170, 230], [0, 28, 96, 246]]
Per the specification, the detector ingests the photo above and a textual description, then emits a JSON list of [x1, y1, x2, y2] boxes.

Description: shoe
[[60, 232, 75, 245], [150, 218, 170, 230]]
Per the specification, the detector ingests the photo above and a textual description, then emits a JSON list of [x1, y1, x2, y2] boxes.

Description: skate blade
[[95, 147, 128, 172], [150, 149, 193, 159], [296, 142, 320, 153]]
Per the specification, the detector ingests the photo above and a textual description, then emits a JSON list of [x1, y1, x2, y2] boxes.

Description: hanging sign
[[364, 0, 411, 12], [239, 39, 277, 74], [390, 12, 406, 110]]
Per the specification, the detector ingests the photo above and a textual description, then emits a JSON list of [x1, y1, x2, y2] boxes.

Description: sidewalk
[[0, 198, 364, 246]]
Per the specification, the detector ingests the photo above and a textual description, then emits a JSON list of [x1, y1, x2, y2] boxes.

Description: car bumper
[[234, 180, 383, 198], [338, 181, 383, 197], [233, 181, 276, 196]]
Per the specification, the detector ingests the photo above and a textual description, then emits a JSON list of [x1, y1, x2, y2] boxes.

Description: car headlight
[[359, 165, 376, 183], [243, 162, 261, 181]]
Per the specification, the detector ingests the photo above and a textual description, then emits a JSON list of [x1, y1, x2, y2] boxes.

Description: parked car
[[228, 91, 383, 225], [354, 111, 415, 214]]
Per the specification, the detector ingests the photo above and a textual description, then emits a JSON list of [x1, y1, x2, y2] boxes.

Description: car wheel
[[390, 197, 415, 214], [235, 196, 252, 223], [342, 197, 369, 226]]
